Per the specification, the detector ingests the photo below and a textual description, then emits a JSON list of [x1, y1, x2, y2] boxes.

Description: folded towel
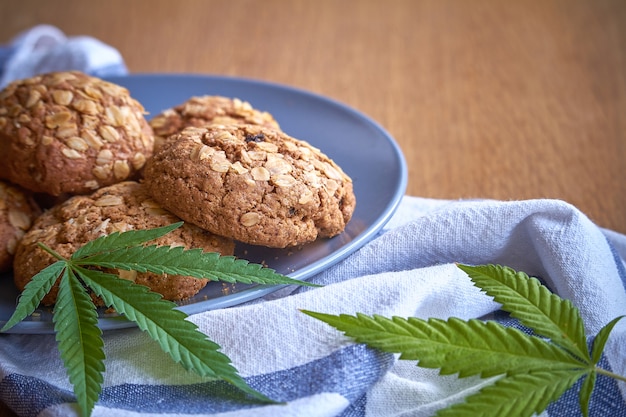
[[0, 196, 624, 417], [0, 26, 624, 417], [0, 24, 127, 88]]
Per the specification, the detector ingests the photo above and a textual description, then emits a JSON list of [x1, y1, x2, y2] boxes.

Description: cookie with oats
[[0, 180, 41, 273], [13, 181, 235, 306], [149, 95, 280, 152], [143, 124, 356, 248], [0, 71, 154, 196]]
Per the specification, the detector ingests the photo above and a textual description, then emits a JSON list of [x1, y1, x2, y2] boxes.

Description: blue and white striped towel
[[0, 26, 624, 417], [1, 197, 624, 417]]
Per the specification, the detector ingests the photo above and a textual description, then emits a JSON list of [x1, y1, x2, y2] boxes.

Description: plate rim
[[0, 73, 408, 334]]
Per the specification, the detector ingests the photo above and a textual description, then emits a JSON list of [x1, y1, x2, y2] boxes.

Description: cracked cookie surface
[[149, 95, 280, 152], [0, 71, 154, 196], [13, 181, 234, 306], [144, 124, 355, 248]]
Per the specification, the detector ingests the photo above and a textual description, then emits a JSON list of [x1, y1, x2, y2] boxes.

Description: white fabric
[[1, 196, 625, 416], [0, 24, 126, 88], [0, 25, 624, 417]]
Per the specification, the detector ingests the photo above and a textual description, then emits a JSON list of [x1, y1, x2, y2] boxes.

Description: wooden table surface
[[0, 2, 624, 414], [1, 0, 625, 235]]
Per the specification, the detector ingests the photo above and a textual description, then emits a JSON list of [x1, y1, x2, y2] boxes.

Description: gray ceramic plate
[[0, 74, 407, 334]]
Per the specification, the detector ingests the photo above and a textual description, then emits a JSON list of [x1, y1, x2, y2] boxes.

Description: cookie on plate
[[0, 71, 154, 196], [0, 180, 41, 272], [143, 124, 356, 248], [149, 95, 280, 151], [13, 181, 235, 306]]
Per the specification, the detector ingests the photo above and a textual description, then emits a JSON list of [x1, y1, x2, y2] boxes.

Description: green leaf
[[457, 264, 590, 362], [0, 261, 66, 332], [301, 311, 585, 378], [54, 268, 105, 417], [72, 222, 183, 259], [4, 222, 324, 415], [591, 315, 624, 364], [578, 371, 597, 417], [304, 264, 626, 416], [75, 266, 274, 403], [77, 245, 318, 287], [435, 369, 587, 417]]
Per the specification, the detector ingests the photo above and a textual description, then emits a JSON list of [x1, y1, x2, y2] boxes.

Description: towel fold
[[0, 26, 624, 417], [1, 196, 624, 417], [0, 24, 127, 88]]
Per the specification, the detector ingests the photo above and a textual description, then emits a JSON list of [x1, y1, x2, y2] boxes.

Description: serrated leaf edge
[[72, 222, 183, 259], [457, 263, 590, 362], [434, 369, 587, 417], [590, 315, 624, 364], [301, 311, 586, 379], [77, 244, 318, 287], [75, 266, 274, 404], [1, 261, 66, 332], [53, 268, 105, 417]]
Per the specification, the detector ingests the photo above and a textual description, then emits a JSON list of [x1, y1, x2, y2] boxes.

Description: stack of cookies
[[0, 71, 356, 305]]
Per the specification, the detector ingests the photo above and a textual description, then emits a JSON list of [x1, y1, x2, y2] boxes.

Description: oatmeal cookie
[[0, 71, 154, 196], [0, 181, 41, 272], [149, 95, 280, 151], [13, 181, 234, 306], [143, 124, 355, 248]]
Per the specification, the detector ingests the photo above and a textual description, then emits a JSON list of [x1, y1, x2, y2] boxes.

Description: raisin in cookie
[[143, 124, 356, 248], [0, 181, 41, 272], [0, 71, 154, 196], [13, 181, 234, 306], [149, 95, 280, 151]]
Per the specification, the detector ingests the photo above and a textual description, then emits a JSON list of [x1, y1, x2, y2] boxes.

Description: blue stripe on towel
[[492, 312, 626, 416], [1, 343, 392, 415], [0, 376, 74, 417], [607, 237, 626, 290], [547, 346, 626, 417]]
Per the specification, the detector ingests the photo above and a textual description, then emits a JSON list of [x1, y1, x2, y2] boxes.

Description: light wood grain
[[0, 0, 624, 237], [0, 3, 625, 415]]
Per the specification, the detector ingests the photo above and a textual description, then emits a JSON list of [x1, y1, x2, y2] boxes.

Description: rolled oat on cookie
[[13, 181, 234, 306], [143, 124, 355, 248], [0, 71, 154, 196], [149, 95, 281, 152], [0, 180, 41, 273]]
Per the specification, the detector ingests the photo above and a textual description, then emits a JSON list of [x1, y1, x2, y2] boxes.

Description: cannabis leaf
[[55, 267, 106, 416], [2, 222, 315, 417], [456, 264, 589, 362], [302, 264, 626, 417]]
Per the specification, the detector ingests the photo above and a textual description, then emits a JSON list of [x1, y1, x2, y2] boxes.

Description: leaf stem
[[37, 242, 68, 262], [596, 367, 626, 383]]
